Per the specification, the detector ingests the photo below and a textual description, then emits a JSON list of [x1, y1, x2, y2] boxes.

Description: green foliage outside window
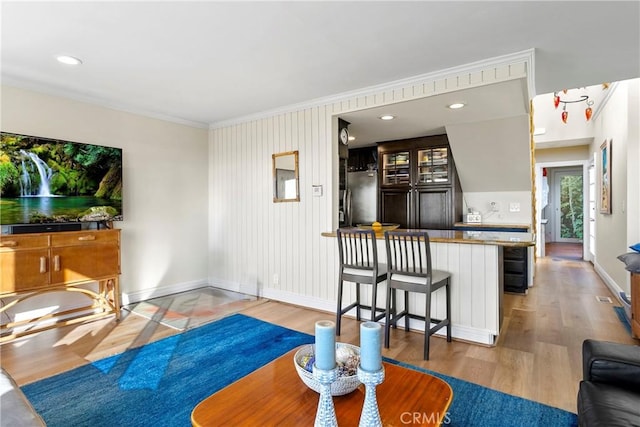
[[560, 175, 583, 239]]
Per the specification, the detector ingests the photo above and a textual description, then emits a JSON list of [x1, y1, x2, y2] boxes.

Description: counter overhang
[[322, 228, 535, 247]]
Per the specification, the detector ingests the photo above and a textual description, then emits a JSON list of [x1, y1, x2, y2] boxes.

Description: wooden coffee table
[[192, 347, 453, 426]]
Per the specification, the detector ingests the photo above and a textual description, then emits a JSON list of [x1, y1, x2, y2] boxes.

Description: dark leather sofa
[[577, 339, 640, 427]]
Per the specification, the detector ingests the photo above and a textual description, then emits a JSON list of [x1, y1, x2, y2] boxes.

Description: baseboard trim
[[248, 286, 334, 314], [593, 262, 625, 304], [250, 286, 496, 345], [207, 279, 264, 298], [132, 281, 497, 345], [386, 316, 495, 346], [121, 279, 210, 305]]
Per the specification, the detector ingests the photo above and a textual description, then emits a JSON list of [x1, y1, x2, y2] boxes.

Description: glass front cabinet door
[[381, 151, 410, 186], [417, 147, 449, 185]]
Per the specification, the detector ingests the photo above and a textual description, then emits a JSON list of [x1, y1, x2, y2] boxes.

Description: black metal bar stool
[[384, 230, 451, 360], [335, 228, 386, 335]]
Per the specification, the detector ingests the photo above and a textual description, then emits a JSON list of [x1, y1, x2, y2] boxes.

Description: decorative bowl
[[357, 223, 400, 232], [294, 343, 361, 396]]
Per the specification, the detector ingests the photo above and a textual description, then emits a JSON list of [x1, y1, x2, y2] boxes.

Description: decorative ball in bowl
[[294, 343, 361, 396], [357, 222, 400, 232]]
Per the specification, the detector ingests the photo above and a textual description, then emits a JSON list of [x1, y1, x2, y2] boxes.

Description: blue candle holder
[[312, 364, 338, 427], [357, 365, 385, 427]]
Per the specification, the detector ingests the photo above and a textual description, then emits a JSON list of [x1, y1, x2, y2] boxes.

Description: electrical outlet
[[465, 213, 482, 223], [490, 201, 500, 212], [509, 202, 521, 212]]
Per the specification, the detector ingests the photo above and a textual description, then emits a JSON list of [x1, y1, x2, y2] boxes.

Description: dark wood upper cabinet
[[378, 135, 462, 229], [347, 146, 377, 172]]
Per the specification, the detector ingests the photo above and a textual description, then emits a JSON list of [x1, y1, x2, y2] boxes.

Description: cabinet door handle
[[0, 240, 18, 247], [78, 235, 96, 241], [54, 255, 61, 271], [40, 256, 47, 273]]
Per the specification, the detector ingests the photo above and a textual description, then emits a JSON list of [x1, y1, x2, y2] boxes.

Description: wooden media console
[[0, 228, 121, 342]]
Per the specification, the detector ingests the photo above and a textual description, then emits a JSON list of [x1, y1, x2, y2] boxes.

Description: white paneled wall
[[209, 108, 337, 303], [209, 52, 532, 344]]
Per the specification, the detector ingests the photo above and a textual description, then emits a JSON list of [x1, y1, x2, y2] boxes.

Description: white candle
[[360, 321, 382, 371], [315, 320, 336, 370]]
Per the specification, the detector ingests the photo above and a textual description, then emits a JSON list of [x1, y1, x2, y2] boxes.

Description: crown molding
[[210, 49, 536, 130], [1, 77, 210, 129]]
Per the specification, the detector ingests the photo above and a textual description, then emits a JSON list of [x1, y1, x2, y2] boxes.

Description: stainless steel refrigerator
[[346, 170, 378, 226]]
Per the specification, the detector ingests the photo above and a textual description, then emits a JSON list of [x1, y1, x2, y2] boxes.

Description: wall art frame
[[599, 139, 612, 214]]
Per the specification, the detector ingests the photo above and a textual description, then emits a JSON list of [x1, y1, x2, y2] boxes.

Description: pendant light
[[553, 90, 595, 124]]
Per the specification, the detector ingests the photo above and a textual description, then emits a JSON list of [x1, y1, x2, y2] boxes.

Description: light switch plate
[[312, 185, 323, 197]]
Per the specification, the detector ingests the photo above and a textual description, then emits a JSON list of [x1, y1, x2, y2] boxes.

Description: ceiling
[[2, 1, 639, 148], [340, 79, 530, 146]]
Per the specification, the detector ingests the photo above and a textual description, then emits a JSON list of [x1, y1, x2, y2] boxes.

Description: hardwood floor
[[545, 242, 583, 260], [1, 255, 636, 414], [242, 257, 637, 413]]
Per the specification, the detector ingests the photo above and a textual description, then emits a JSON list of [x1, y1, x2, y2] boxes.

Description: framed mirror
[[273, 150, 300, 202]]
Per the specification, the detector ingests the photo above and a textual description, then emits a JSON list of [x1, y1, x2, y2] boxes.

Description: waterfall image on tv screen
[[0, 132, 123, 225]]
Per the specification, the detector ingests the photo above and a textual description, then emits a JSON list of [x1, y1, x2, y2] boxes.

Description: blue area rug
[[613, 305, 632, 334], [23, 314, 313, 427], [24, 314, 578, 426], [385, 358, 577, 426]]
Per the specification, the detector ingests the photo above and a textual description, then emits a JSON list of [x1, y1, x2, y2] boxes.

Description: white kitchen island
[[323, 228, 535, 345]]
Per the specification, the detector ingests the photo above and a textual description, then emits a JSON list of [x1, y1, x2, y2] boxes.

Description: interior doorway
[[535, 161, 590, 261]]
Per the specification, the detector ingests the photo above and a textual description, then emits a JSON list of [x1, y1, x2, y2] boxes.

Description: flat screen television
[[0, 132, 123, 226]]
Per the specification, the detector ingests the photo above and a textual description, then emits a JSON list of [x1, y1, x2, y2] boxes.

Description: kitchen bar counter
[[321, 228, 535, 247], [453, 222, 530, 231], [323, 226, 535, 345]]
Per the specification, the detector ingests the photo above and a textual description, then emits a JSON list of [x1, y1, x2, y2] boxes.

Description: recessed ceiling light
[[379, 115, 395, 120], [56, 55, 83, 65], [448, 103, 465, 109]]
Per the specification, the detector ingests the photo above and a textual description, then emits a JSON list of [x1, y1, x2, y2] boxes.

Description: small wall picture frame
[[599, 139, 612, 214]]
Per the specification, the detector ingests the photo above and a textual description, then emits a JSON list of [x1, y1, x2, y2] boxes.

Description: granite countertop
[[321, 228, 535, 247], [453, 222, 530, 231]]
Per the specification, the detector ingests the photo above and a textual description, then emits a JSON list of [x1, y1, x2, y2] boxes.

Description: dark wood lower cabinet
[[415, 187, 451, 229], [379, 189, 410, 227], [380, 187, 457, 229], [503, 246, 528, 294]]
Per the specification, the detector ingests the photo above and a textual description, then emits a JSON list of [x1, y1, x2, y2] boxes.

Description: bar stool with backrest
[[384, 230, 452, 360], [335, 228, 387, 335]]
